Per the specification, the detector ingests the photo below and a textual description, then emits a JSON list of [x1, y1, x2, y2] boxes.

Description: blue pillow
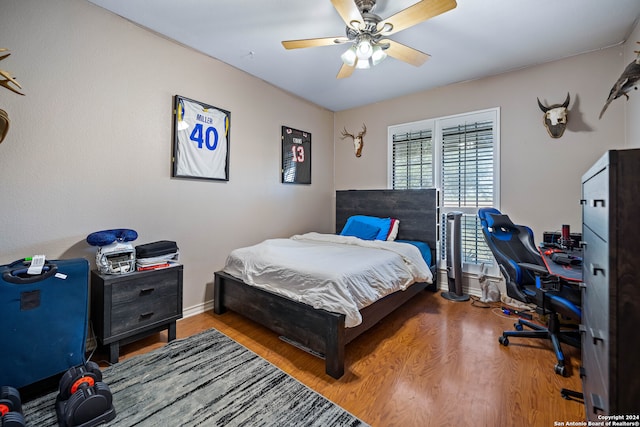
[[396, 240, 432, 267], [340, 215, 391, 241], [340, 220, 380, 240], [86, 229, 138, 247]]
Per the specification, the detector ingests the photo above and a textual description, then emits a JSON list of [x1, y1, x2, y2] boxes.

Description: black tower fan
[[442, 211, 469, 302]]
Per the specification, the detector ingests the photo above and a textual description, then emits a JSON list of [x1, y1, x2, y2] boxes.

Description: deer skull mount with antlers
[[340, 124, 367, 157]]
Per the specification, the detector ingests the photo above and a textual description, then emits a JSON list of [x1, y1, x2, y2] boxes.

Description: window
[[391, 129, 433, 189], [388, 108, 500, 271]]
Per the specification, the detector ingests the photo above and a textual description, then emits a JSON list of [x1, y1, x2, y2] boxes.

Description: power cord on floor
[[86, 320, 115, 367], [470, 294, 497, 308]]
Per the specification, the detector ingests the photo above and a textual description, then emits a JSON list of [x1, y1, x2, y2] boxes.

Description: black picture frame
[[281, 126, 311, 184], [172, 95, 230, 181]]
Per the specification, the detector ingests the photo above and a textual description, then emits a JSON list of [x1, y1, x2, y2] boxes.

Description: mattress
[[222, 232, 433, 327]]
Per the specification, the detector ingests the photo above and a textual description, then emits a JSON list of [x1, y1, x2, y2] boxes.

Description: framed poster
[[172, 95, 230, 181], [281, 126, 311, 184]]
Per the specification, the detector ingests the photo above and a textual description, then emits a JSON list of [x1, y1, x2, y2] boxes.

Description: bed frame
[[213, 189, 439, 378]]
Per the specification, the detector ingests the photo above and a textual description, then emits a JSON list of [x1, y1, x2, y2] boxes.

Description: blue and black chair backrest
[[478, 208, 544, 304]]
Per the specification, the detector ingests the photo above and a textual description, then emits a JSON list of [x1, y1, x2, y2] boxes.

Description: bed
[[213, 189, 439, 378]]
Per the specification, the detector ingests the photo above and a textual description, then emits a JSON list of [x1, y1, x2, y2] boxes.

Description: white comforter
[[222, 232, 433, 327]]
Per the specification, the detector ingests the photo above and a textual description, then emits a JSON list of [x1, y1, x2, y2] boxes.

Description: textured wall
[[0, 0, 334, 313], [334, 45, 628, 243]]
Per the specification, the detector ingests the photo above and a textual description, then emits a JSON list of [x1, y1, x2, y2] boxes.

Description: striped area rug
[[22, 328, 368, 426]]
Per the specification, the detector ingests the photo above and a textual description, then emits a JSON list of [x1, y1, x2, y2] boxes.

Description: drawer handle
[[139, 312, 154, 320], [590, 327, 605, 344], [590, 264, 605, 276], [590, 393, 605, 413], [579, 324, 587, 334], [139, 288, 155, 296], [592, 199, 606, 207]]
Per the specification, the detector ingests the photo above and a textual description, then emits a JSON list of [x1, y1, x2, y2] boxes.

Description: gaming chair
[[478, 208, 582, 377]]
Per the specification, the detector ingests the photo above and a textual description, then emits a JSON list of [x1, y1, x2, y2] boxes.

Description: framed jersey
[[172, 95, 230, 181], [281, 126, 311, 184]]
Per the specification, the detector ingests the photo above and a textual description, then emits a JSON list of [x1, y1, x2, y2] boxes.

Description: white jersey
[[175, 98, 229, 180]]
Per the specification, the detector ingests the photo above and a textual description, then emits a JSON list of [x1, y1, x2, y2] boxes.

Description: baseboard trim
[[182, 300, 213, 319]]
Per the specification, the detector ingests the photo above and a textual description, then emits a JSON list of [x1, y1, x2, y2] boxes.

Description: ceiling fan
[[281, 0, 457, 79]]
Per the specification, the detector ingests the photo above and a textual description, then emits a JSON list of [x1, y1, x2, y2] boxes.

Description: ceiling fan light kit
[[281, 0, 457, 78], [341, 35, 388, 68], [340, 46, 357, 67], [355, 38, 373, 60]]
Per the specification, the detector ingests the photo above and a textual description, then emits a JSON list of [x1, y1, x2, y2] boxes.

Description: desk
[[538, 247, 582, 282]]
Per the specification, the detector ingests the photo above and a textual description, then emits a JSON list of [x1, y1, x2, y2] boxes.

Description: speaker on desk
[[560, 224, 572, 249]]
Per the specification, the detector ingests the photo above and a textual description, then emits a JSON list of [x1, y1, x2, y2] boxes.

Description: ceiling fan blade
[[378, 0, 457, 35], [331, 0, 363, 29], [337, 62, 356, 79], [282, 36, 349, 50], [383, 39, 430, 66]]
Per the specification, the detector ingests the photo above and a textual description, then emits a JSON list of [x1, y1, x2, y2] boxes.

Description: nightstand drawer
[[111, 294, 178, 335], [111, 272, 179, 307], [110, 270, 180, 335]]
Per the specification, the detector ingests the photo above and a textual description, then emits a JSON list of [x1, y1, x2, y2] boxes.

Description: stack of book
[[135, 240, 179, 271]]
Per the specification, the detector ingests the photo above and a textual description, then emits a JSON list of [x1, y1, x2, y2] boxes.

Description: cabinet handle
[[580, 199, 587, 205], [592, 199, 606, 207], [139, 288, 155, 295], [590, 263, 605, 276], [590, 327, 605, 344], [139, 312, 154, 320], [579, 240, 587, 249], [590, 393, 605, 413]]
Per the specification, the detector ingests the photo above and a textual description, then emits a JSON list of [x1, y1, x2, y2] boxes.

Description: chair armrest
[[517, 262, 549, 275], [517, 262, 563, 290]]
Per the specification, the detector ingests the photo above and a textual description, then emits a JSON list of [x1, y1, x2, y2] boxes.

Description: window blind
[[441, 121, 494, 208], [389, 109, 498, 268], [392, 130, 433, 189], [440, 120, 494, 264]]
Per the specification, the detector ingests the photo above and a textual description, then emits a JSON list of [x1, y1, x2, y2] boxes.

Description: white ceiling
[[87, 0, 640, 112]]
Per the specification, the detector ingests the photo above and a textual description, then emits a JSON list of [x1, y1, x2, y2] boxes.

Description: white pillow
[[386, 219, 400, 241]]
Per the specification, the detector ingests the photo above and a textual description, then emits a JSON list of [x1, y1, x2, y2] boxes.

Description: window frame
[[387, 107, 501, 275]]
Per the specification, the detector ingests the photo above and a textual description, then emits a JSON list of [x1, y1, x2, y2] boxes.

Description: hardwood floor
[[95, 290, 586, 426]]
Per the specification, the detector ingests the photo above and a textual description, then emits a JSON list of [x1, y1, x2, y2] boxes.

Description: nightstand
[[90, 265, 183, 363]]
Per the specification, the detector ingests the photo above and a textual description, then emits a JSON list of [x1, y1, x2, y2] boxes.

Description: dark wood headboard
[[335, 189, 439, 251]]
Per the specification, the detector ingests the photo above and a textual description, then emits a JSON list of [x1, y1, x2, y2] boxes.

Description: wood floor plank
[[97, 290, 586, 426]]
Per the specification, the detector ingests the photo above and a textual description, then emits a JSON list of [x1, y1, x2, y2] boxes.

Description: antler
[[0, 49, 25, 96], [340, 127, 354, 140], [359, 123, 367, 136]]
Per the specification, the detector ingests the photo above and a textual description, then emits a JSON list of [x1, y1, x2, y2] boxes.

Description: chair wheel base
[[554, 363, 567, 377], [560, 388, 584, 402], [498, 336, 509, 346]]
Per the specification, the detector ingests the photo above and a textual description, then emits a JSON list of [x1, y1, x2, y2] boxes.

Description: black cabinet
[[581, 149, 640, 418], [91, 265, 183, 363]]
